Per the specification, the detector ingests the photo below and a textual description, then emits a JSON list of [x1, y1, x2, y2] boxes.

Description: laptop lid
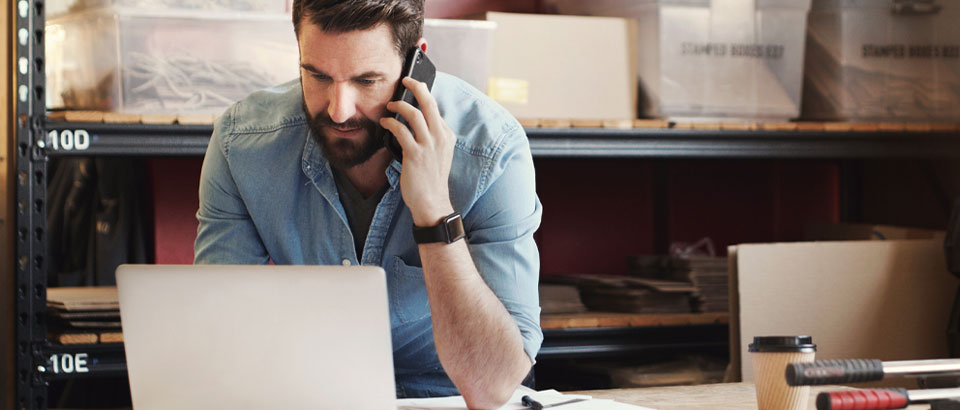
[[116, 264, 396, 410]]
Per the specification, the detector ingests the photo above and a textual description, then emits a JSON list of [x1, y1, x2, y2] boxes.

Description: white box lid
[[812, 0, 948, 11], [637, 0, 810, 8], [424, 18, 496, 30]]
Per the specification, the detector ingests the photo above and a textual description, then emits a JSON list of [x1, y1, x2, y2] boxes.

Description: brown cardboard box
[[805, 223, 946, 242], [480, 12, 637, 121], [728, 240, 958, 382]]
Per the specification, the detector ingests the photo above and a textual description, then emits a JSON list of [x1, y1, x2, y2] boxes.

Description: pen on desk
[[522, 395, 588, 409], [521, 395, 544, 410]]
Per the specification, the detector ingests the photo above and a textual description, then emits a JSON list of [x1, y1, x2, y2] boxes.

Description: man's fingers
[[386, 100, 431, 144], [379, 116, 418, 154], [402, 76, 443, 132]]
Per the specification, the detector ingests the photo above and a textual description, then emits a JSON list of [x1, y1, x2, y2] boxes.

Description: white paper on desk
[[397, 389, 576, 410], [567, 399, 657, 410], [396, 389, 656, 410]]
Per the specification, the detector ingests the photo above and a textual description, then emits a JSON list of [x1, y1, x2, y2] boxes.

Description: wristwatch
[[413, 212, 466, 244]]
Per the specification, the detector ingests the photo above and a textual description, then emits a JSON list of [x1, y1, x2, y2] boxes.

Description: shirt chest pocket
[[388, 256, 431, 324]]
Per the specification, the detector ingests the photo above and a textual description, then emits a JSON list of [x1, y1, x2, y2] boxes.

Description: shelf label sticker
[[861, 44, 960, 59], [49, 353, 89, 374], [680, 42, 786, 59], [47, 129, 90, 151]]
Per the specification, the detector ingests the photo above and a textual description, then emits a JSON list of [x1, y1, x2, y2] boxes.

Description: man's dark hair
[[292, 0, 425, 56]]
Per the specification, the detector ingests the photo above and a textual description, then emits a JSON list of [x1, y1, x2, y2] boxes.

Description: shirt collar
[[302, 130, 402, 190], [386, 159, 401, 189]]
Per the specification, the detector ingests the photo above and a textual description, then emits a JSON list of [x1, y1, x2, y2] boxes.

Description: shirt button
[[341, 259, 351, 266]]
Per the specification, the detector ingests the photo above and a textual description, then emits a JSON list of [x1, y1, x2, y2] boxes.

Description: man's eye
[[356, 79, 376, 86], [311, 73, 330, 81]]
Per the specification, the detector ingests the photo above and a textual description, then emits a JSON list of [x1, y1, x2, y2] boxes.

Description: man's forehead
[[298, 22, 401, 64]]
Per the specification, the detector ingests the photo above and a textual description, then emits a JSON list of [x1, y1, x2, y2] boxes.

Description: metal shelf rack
[[42, 344, 128, 381], [21, 125, 960, 407], [539, 324, 728, 359], [42, 120, 960, 158], [15, 0, 48, 408]]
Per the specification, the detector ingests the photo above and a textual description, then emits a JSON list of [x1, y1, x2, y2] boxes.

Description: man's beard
[[303, 100, 383, 170]]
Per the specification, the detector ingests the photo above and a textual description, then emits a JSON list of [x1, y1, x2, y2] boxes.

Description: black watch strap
[[413, 212, 465, 244]]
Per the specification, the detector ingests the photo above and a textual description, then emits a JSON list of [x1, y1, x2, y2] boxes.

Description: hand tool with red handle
[[816, 387, 960, 410]]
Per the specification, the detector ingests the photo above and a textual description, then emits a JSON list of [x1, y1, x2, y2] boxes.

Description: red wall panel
[[535, 159, 656, 276], [776, 162, 841, 239], [148, 157, 840, 275], [534, 160, 840, 276], [148, 158, 203, 265], [666, 161, 839, 256]]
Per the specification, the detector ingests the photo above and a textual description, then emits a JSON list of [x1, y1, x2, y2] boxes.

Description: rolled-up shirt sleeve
[[463, 126, 543, 363], [194, 107, 270, 265]]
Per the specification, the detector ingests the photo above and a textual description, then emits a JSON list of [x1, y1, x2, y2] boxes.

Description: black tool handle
[[787, 359, 885, 386]]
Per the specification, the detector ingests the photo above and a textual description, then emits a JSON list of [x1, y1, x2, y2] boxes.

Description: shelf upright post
[[14, 0, 48, 409]]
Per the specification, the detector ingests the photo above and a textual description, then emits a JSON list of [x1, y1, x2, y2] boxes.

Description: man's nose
[[327, 82, 357, 124]]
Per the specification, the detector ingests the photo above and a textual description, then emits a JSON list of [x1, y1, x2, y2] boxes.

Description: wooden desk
[[575, 382, 931, 410], [48, 383, 933, 409]]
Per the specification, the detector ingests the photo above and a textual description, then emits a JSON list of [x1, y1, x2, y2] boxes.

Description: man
[[193, 0, 542, 408]]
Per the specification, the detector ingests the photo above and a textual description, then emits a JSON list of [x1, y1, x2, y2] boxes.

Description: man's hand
[[380, 76, 456, 227]]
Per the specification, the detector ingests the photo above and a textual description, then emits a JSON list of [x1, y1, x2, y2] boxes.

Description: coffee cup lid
[[748, 336, 816, 353]]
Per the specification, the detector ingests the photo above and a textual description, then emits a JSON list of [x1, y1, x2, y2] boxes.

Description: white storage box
[[804, 0, 960, 121], [47, 0, 288, 18], [543, 0, 812, 121], [46, 9, 299, 115], [423, 19, 496, 93]]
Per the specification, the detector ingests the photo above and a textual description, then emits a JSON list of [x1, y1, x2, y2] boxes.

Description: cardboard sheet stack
[[541, 274, 696, 314], [47, 286, 122, 344], [674, 256, 729, 313], [538, 284, 589, 314], [627, 255, 730, 313]]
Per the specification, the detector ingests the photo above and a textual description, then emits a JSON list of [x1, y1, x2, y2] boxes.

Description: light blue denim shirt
[[194, 72, 543, 398]]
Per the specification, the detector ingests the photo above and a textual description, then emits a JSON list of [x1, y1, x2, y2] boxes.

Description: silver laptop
[[116, 264, 396, 410]]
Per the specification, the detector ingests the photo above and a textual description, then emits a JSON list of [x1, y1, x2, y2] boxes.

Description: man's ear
[[417, 37, 427, 53]]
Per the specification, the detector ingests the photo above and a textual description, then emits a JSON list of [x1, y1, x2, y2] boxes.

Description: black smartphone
[[380, 47, 437, 161]]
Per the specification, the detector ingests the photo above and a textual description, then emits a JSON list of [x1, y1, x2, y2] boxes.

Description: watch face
[[445, 213, 465, 243], [413, 212, 466, 244]]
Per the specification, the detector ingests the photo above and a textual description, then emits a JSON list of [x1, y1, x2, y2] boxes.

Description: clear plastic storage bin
[[804, 0, 960, 121], [47, 0, 288, 18], [423, 19, 496, 93], [543, 0, 812, 121], [46, 9, 299, 115]]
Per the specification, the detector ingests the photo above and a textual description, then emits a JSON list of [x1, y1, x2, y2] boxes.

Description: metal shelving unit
[[13, 1, 960, 408], [21, 127, 960, 405], [42, 344, 128, 381], [15, 0, 48, 409], [526, 127, 960, 159], [539, 324, 728, 359], [43, 120, 960, 158], [44, 122, 213, 157]]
